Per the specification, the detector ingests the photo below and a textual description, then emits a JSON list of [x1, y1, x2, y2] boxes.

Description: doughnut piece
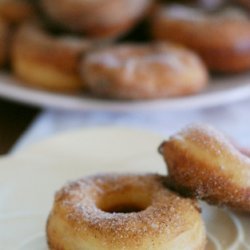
[[0, 0, 35, 24], [11, 23, 92, 92], [0, 18, 9, 67], [159, 124, 250, 212], [81, 43, 208, 100], [152, 5, 250, 72], [41, 0, 152, 39], [47, 174, 206, 250]]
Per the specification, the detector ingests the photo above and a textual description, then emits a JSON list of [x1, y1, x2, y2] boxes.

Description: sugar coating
[[48, 173, 205, 249], [85, 43, 197, 73], [177, 123, 250, 182], [160, 123, 250, 212]]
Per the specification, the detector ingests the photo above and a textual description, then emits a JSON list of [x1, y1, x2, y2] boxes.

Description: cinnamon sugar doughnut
[[81, 43, 208, 100], [47, 174, 206, 250], [152, 5, 250, 72], [11, 23, 92, 92], [41, 0, 152, 39], [0, 0, 35, 24], [0, 18, 9, 68], [159, 124, 250, 212]]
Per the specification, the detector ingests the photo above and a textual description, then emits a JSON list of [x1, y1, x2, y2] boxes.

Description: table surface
[[0, 98, 39, 154]]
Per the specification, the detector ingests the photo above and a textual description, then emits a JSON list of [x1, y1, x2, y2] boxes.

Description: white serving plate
[[0, 73, 250, 111], [0, 127, 249, 249]]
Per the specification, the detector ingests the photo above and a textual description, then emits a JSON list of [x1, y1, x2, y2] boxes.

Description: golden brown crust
[[11, 23, 92, 92], [152, 5, 250, 72], [159, 124, 250, 212], [0, 18, 9, 67], [81, 43, 208, 100], [0, 0, 35, 24], [47, 173, 206, 250], [41, 0, 152, 39]]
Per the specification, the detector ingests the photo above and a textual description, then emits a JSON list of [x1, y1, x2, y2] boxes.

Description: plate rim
[[0, 73, 250, 111]]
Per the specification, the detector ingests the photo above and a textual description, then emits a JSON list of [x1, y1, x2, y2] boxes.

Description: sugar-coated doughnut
[[47, 174, 206, 250], [152, 5, 250, 72], [81, 43, 208, 100], [11, 23, 92, 92], [0, 18, 9, 68], [41, 0, 152, 39], [0, 0, 35, 24], [159, 124, 250, 212]]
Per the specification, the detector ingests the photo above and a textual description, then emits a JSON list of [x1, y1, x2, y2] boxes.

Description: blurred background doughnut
[[81, 43, 208, 99], [152, 4, 250, 72], [41, 0, 153, 39], [11, 23, 94, 92]]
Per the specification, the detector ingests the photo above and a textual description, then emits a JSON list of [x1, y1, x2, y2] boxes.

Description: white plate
[[0, 73, 250, 111], [0, 127, 249, 250]]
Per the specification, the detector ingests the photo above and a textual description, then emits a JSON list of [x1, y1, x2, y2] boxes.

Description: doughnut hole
[[97, 189, 152, 213]]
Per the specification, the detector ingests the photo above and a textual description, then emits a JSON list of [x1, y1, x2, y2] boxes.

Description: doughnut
[[152, 5, 250, 72], [41, 0, 153, 39], [11, 23, 92, 92], [159, 124, 250, 213], [0, 18, 9, 68], [47, 174, 206, 250], [81, 43, 208, 100], [0, 0, 35, 24]]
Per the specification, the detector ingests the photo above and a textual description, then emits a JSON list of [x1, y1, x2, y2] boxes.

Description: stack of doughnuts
[[47, 124, 250, 249], [1, 0, 210, 99], [0, 0, 248, 99]]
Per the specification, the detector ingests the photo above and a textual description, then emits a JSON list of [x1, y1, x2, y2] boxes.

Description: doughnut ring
[[41, 0, 152, 39], [0, 0, 35, 24], [152, 5, 250, 72], [0, 18, 9, 68], [81, 43, 208, 100], [11, 23, 92, 92], [159, 124, 250, 212], [47, 174, 206, 250]]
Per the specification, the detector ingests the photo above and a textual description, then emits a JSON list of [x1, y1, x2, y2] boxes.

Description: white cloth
[[13, 100, 250, 152]]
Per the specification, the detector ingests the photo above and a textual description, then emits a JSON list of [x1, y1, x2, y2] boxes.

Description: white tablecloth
[[13, 100, 250, 152]]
